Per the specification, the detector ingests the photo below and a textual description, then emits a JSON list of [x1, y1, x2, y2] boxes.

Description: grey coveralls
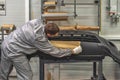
[[0, 19, 72, 80]]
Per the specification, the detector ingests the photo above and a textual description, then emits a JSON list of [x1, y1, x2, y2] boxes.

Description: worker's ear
[[47, 33, 51, 37]]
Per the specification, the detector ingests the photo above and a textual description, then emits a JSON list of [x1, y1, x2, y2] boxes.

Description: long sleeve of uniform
[[32, 22, 72, 58], [33, 37, 72, 58]]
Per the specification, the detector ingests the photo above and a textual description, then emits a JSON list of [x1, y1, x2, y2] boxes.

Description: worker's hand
[[73, 46, 82, 54]]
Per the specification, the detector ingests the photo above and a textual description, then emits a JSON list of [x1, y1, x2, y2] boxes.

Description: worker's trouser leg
[[0, 56, 13, 80], [0, 48, 13, 80], [0, 50, 33, 80], [12, 55, 33, 80]]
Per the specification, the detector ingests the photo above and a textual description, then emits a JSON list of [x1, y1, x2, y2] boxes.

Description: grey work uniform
[[0, 19, 72, 80]]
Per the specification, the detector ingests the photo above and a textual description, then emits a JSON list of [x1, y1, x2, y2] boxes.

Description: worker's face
[[47, 33, 58, 37]]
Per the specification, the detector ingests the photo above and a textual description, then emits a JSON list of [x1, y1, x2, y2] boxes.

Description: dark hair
[[45, 23, 60, 35]]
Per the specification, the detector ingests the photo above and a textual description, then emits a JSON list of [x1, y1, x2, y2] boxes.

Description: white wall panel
[[0, 0, 25, 27], [100, 0, 120, 38], [30, 0, 41, 19], [1, 0, 120, 38]]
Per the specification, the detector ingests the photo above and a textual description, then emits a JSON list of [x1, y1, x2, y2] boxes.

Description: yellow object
[[1, 24, 16, 34], [59, 25, 100, 31], [59, 26, 76, 30], [44, 1, 57, 5], [50, 41, 80, 49], [2, 24, 15, 29]]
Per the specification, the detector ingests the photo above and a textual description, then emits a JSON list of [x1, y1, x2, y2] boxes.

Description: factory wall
[[0, 0, 120, 47], [41, 0, 99, 26], [0, 0, 25, 27], [1, 0, 120, 39], [0, 0, 120, 79], [30, 0, 41, 20], [100, 0, 120, 39]]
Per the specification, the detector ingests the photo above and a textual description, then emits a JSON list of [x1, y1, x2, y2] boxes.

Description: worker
[[0, 19, 82, 80]]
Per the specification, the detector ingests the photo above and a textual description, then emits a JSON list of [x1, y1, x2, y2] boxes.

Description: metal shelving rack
[[40, 0, 101, 29]]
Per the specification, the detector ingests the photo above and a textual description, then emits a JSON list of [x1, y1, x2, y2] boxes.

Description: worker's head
[[45, 23, 59, 37]]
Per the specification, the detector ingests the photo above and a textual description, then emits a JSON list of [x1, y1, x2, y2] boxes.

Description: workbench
[[28, 51, 106, 80], [1, 29, 119, 80]]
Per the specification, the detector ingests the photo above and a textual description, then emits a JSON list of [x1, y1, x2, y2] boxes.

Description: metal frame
[[41, 0, 101, 27], [38, 55, 105, 80]]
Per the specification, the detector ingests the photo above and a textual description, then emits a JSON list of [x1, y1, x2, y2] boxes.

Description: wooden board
[[76, 25, 100, 30], [59, 26, 76, 30], [58, 25, 100, 31], [44, 1, 57, 5], [45, 17, 68, 22], [43, 12, 68, 21], [44, 6, 56, 12], [2, 24, 15, 29], [50, 41, 80, 49]]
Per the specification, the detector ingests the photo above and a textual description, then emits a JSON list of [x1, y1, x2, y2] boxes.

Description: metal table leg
[[98, 60, 104, 80], [40, 59, 44, 80], [91, 62, 98, 80]]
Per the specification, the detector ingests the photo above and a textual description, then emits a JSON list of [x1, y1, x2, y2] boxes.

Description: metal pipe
[[29, 0, 31, 20], [115, 0, 118, 14], [40, 0, 44, 20], [74, 0, 77, 18], [98, 0, 101, 34]]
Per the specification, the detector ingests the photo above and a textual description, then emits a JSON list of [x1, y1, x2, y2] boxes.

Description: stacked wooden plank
[[43, 1, 68, 23], [1, 24, 16, 33], [59, 25, 100, 30]]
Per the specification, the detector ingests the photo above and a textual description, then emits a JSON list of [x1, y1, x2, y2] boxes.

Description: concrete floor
[[9, 57, 120, 80]]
